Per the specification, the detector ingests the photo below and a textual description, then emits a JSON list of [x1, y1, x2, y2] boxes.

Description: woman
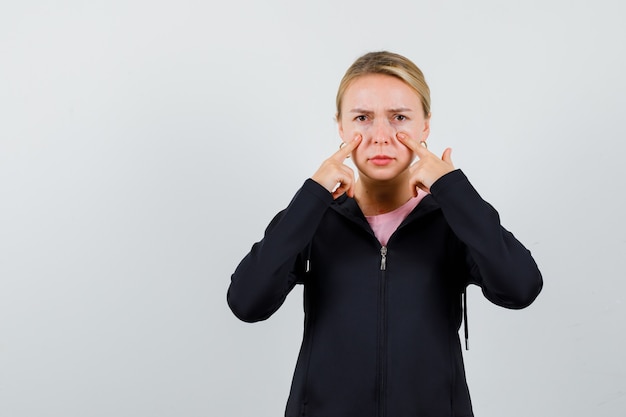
[[227, 51, 542, 417]]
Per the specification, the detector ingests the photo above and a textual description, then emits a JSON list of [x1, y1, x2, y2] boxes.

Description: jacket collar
[[330, 193, 441, 230]]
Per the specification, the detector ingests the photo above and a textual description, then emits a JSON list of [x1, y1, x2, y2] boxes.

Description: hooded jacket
[[227, 169, 543, 417]]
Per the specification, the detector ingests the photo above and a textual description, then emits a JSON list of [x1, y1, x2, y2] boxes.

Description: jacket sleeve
[[227, 179, 334, 322], [430, 169, 543, 309]]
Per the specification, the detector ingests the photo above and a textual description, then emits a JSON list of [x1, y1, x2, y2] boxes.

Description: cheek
[[341, 123, 364, 140], [352, 145, 369, 163], [401, 121, 424, 137], [397, 143, 415, 162], [340, 115, 371, 135]]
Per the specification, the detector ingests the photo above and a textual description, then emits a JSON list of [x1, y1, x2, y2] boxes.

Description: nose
[[371, 118, 395, 145]]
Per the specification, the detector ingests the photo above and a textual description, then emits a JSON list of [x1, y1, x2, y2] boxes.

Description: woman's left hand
[[397, 133, 455, 196]]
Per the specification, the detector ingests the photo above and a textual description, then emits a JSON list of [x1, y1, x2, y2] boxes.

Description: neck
[[354, 172, 414, 216]]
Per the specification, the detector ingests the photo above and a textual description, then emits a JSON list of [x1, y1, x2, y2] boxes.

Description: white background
[[1, 0, 625, 416]]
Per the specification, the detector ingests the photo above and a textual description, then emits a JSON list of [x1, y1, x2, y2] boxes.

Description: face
[[338, 74, 430, 183]]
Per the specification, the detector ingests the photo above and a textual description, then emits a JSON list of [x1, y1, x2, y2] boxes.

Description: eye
[[355, 115, 368, 122], [394, 114, 407, 121]]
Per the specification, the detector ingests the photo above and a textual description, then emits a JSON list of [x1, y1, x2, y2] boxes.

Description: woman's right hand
[[311, 135, 362, 199]]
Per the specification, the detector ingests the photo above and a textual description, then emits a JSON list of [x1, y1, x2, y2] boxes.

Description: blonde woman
[[228, 51, 542, 417]]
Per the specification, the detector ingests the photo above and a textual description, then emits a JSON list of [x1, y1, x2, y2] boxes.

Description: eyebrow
[[349, 107, 414, 113]]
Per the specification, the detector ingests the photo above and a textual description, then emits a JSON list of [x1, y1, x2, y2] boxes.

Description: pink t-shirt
[[364, 190, 428, 246]]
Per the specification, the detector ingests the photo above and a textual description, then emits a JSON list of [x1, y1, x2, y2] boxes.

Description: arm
[[431, 169, 543, 309], [228, 136, 361, 322], [227, 180, 333, 322], [396, 134, 542, 308]]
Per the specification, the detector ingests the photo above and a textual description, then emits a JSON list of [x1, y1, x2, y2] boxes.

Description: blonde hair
[[336, 51, 431, 119]]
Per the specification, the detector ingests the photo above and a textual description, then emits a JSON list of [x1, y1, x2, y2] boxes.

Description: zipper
[[380, 246, 387, 270], [377, 245, 388, 417]]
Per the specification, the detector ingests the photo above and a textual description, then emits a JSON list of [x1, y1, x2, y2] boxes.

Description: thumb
[[441, 147, 453, 165]]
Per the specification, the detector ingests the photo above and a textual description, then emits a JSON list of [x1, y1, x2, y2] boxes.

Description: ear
[[337, 113, 346, 141], [421, 113, 431, 141]]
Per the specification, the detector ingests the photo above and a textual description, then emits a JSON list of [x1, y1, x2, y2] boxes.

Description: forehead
[[343, 74, 421, 109]]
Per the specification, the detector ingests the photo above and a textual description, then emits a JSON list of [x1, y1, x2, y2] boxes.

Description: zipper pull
[[380, 246, 387, 270]]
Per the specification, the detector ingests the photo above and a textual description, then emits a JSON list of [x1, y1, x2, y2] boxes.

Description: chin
[[362, 171, 405, 183]]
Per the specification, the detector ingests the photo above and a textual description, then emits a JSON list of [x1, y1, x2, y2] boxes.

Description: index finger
[[396, 133, 429, 157], [333, 135, 362, 161]]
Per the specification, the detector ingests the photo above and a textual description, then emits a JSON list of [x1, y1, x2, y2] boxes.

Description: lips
[[369, 155, 394, 166]]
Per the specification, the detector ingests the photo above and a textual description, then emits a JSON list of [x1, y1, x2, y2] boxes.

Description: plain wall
[[1, 0, 625, 416]]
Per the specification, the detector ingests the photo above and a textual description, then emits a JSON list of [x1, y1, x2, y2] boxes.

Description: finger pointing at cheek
[[335, 134, 362, 161], [396, 133, 428, 158], [396, 133, 456, 194], [311, 135, 362, 199]]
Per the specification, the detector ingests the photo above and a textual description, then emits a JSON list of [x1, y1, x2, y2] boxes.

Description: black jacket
[[228, 169, 543, 417]]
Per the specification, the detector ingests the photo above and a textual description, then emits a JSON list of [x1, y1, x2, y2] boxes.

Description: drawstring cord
[[463, 288, 469, 350], [305, 243, 312, 273]]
